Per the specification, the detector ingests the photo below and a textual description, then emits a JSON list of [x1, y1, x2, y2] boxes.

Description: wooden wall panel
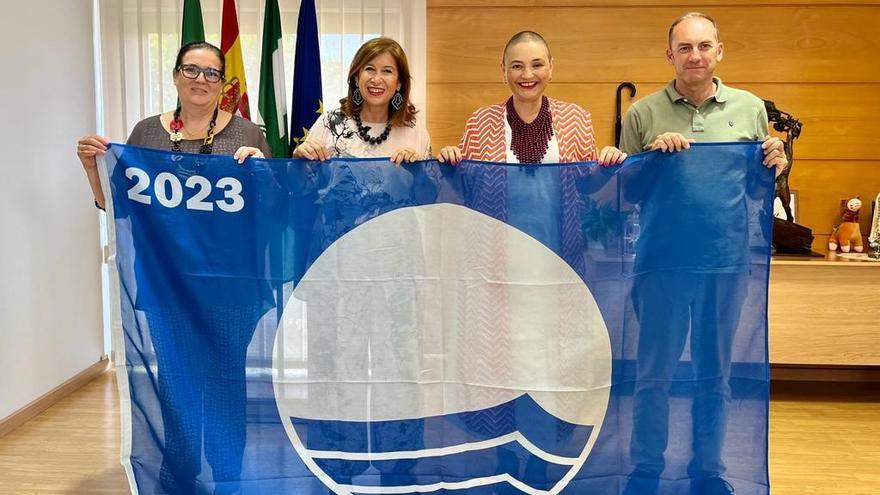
[[429, 82, 880, 161], [428, 6, 880, 83], [427, 1, 880, 255], [788, 160, 880, 250], [738, 84, 880, 161]]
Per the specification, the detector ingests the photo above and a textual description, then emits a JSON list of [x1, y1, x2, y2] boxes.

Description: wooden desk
[[769, 253, 880, 373]]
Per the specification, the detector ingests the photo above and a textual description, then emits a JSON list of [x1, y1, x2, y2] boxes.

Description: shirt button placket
[[692, 105, 705, 132]]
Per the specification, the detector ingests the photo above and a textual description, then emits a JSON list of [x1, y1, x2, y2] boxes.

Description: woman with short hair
[[438, 31, 624, 165]]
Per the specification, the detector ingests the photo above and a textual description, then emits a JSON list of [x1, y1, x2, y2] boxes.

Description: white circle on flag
[[273, 203, 612, 494]]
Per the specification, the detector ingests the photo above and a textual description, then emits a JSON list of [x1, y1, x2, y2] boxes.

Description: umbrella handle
[[614, 82, 637, 147]]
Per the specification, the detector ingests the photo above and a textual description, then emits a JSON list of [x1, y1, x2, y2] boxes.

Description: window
[[97, 0, 425, 140]]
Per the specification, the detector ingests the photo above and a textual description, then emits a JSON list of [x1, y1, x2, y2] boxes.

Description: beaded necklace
[[354, 113, 392, 146], [169, 105, 219, 154], [506, 96, 553, 164]]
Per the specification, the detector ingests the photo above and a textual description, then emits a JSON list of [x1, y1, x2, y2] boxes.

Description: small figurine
[[828, 197, 864, 253]]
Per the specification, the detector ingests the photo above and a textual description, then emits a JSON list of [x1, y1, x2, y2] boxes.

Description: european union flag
[[102, 142, 773, 494], [290, 0, 322, 147]]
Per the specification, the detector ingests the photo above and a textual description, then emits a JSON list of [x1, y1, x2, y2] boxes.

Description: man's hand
[[761, 136, 787, 176], [649, 132, 695, 152]]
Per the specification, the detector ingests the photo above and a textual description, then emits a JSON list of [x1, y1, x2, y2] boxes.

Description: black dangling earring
[[352, 86, 364, 106], [391, 90, 403, 111]]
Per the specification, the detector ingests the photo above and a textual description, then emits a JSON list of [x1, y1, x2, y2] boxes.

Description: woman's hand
[[233, 146, 264, 164], [76, 135, 110, 170], [436, 146, 463, 165], [597, 146, 627, 166], [390, 147, 421, 166], [76, 135, 110, 209], [293, 141, 332, 161]]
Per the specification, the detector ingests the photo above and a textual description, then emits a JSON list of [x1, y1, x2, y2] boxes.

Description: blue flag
[[290, 0, 322, 148], [103, 142, 773, 494]]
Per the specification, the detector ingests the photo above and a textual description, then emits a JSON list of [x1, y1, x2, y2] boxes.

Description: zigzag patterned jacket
[[456, 97, 599, 279], [458, 97, 597, 163]]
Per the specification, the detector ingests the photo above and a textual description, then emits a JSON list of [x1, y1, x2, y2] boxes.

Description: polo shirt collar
[[665, 77, 728, 104]]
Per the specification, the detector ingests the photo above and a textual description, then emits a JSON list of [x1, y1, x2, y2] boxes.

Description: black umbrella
[[614, 82, 636, 148]]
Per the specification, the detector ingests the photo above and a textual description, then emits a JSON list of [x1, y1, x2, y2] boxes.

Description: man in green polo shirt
[[620, 12, 786, 495], [620, 14, 786, 163]]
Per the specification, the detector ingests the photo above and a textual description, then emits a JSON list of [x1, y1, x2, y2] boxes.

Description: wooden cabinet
[[769, 255, 880, 367]]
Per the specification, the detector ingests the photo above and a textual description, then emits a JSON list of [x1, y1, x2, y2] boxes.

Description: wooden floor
[[0, 371, 129, 494], [1, 372, 878, 494]]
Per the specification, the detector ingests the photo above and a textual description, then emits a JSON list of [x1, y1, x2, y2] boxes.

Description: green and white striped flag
[[258, 0, 289, 158], [181, 0, 205, 46]]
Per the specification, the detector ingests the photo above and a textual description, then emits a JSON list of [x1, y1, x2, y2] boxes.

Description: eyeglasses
[[177, 64, 224, 83]]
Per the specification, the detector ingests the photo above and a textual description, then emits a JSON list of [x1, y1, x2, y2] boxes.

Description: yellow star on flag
[[292, 128, 311, 145]]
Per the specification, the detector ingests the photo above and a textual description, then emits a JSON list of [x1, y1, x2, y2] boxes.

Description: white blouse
[[305, 108, 432, 159], [503, 109, 560, 164]]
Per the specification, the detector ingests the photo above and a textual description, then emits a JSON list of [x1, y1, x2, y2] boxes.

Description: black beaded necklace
[[169, 105, 219, 154], [506, 96, 553, 164], [354, 113, 392, 146]]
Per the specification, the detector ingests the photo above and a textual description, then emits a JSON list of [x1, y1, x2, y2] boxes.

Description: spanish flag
[[219, 0, 250, 119]]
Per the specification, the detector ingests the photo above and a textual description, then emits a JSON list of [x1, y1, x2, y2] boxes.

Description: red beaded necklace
[[506, 96, 553, 164]]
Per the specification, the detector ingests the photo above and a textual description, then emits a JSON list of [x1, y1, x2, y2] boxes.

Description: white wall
[[0, 0, 104, 419]]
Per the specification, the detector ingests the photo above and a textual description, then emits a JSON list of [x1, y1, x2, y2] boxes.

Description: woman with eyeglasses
[[74, 42, 271, 494], [76, 41, 269, 209], [293, 37, 430, 164]]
